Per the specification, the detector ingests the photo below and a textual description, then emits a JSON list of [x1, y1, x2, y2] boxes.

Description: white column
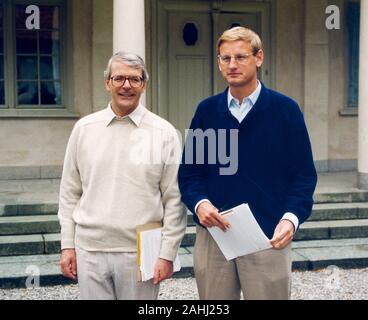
[[358, 0, 368, 189], [113, 0, 146, 105], [113, 0, 145, 58]]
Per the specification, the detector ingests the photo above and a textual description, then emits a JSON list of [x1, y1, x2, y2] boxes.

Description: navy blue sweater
[[178, 84, 318, 239]]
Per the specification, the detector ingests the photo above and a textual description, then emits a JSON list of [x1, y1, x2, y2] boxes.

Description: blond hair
[[217, 26, 263, 55]]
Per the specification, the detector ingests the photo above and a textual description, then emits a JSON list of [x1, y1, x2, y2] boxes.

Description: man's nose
[[122, 79, 132, 89], [228, 57, 238, 69]]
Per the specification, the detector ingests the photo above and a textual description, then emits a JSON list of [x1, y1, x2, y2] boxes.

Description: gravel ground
[[1, 267, 368, 300]]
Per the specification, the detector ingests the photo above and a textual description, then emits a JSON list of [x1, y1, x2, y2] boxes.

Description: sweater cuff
[[159, 241, 179, 262], [60, 223, 76, 250]]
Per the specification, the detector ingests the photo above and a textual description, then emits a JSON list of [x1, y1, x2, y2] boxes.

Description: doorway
[[152, 0, 272, 135]]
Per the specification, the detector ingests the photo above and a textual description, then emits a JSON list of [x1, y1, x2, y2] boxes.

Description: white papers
[[139, 227, 181, 282], [207, 203, 272, 261]]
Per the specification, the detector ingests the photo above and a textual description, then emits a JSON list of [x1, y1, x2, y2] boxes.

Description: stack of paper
[[207, 203, 272, 260], [137, 225, 181, 282]]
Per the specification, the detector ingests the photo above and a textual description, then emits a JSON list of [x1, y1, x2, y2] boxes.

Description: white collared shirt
[[227, 80, 262, 123], [105, 103, 146, 127]]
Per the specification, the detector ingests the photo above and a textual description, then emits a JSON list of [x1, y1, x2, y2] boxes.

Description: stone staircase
[[1, 178, 368, 288]]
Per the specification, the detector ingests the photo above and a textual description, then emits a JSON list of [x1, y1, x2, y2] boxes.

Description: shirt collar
[[227, 80, 262, 107], [105, 103, 146, 127]]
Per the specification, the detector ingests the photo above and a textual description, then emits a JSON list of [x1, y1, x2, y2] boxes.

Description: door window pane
[[183, 23, 198, 46], [17, 82, 39, 104]]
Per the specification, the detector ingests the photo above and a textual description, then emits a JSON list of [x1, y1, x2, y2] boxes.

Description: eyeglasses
[[218, 53, 254, 65], [109, 75, 144, 88]]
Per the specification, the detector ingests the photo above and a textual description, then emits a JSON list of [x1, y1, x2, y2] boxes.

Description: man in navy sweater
[[178, 27, 317, 300]]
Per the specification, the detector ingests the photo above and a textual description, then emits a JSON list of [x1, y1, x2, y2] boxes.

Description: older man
[[179, 27, 317, 300], [58, 52, 186, 300]]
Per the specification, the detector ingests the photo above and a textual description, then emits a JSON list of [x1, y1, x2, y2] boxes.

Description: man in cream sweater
[[58, 52, 186, 300]]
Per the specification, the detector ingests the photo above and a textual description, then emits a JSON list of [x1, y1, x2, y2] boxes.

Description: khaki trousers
[[76, 247, 159, 300], [194, 226, 292, 300]]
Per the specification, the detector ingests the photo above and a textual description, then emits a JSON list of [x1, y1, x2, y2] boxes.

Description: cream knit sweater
[[58, 104, 186, 261]]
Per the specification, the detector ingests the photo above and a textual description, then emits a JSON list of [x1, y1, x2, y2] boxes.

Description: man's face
[[218, 40, 263, 88], [105, 61, 146, 111]]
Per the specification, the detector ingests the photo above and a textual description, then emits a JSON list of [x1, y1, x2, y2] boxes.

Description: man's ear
[[142, 82, 147, 92], [104, 80, 111, 92], [255, 49, 264, 68]]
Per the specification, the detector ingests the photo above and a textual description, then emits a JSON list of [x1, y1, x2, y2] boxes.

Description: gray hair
[[103, 51, 149, 82]]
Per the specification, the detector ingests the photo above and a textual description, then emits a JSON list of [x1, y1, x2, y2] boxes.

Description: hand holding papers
[[207, 203, 272, 260], [137, 223, 181, 282]]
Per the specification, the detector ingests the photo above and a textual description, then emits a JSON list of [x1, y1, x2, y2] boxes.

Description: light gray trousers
[[76, 247, 159, 300]]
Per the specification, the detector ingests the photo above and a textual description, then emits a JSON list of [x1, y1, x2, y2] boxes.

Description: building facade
[[0, 0, 367, 188]]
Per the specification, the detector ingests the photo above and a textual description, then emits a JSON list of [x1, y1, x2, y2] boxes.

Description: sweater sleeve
[[57, 124, 83, 250], [284, 107, 318, 227], [178, 105, 209, 215], [158, 128, 187, 262]]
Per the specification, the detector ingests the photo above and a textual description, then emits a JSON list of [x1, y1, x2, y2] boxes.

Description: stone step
[[0, 254, 74, 289], [292, 236, 368, 249], [2, 201, 368, 233], [0, 230, 196, 257], [0, 215, 60, 236], [1, 238, 368, 288], [0, 234, 60, 257], [0, 250, 194, 289], [313, 191, 368, 204], [2, 202, 367, 225], [294, 219, 368, 241], [291, 237, 368, 270], [1, 188, 368, 218], [0, 203, 58, 217], [309, 202, 368, 221], [2, 218, 368, 256], [0, 235, 44, 256], [183, 220, 368, 246], [186, 203, 368, 226]]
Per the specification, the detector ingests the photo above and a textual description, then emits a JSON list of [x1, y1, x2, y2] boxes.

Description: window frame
[[0, 0, 77, 118], [346, 0, 359, 109], [339, 0, 360, 117]]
